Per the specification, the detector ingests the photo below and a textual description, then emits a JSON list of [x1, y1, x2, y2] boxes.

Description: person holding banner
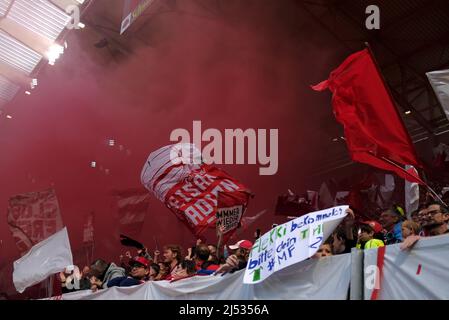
[[401, 202, 449, 250]]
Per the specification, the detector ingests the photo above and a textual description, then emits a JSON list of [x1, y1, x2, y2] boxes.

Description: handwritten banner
[[243, 205, 348, 284]]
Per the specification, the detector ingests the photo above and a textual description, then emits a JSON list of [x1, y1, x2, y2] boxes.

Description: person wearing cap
[[106, 256, 150, 288], [215, 240, 253, 274], [379, 205, 405, 245], [356, 221, 385, 250]]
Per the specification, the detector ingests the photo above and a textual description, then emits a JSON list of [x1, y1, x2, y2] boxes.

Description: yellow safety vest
[[356, 239, 385, 250]]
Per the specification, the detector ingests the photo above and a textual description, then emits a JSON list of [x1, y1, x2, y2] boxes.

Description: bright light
[[76, 0, 85, 4], [46, 43, 64, 65], [30, 78, 38, 89], [6, 115, 12, 119], [90, 161, 96, 168], [405, 110, 412, 115], [332, 138, 338, 142], [78, 22, 85, 29], [25, 91, 31, 95], [108, 139, 115, 146]]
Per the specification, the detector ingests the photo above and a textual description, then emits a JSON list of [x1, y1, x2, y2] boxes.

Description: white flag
[[405, 166, 419, 218], [426, 69, 449, 121], [13, 227, 73, 293]]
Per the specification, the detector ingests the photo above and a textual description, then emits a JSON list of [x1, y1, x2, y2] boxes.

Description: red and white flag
[[7, 189, 64, 255], [141, 143, 252, 237], [113, 189, 150, 237]]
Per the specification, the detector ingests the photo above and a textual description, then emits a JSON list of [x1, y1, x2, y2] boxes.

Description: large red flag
[[312, 48, 424, 184]]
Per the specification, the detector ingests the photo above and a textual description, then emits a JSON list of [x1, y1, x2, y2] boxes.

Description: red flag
[[312, 48, 423, 184]]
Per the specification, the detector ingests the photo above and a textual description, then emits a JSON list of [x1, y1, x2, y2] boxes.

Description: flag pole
[[381, 156, 447, 206]]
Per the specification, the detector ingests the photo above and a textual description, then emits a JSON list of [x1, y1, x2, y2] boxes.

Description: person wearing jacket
[[107, 256, 150, 287], [89, 259, 126, 291]]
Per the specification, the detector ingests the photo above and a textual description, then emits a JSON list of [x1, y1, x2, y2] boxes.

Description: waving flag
[[141, 143, 251, 237], [426, 69, 449, 121], [13, 227, 73, 293], [312, 48, 423, 184], [7, 189, 64, 255]]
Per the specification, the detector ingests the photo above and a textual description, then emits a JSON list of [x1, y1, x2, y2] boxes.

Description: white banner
[[49, 253, 351, 300], [426, 69, 449, 121], [13, 227, 73, 293], [364, 234, 449, 299], [243, 205, 348, 284]]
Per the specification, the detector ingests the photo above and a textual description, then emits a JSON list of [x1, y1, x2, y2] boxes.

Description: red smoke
[[0, 0, 341, 296]]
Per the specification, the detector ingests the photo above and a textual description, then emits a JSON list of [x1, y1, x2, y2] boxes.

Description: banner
[[243, 205, 348, 284], [48, 253, 351, 300], [7, 189, 64, 254], [120, 0, 155, 34], [426, 69, 449, 121], [114, 189, 150, 237], [364, 234, 449, 299], [141, 143, 251, 237], [13, 227, 73, 293]]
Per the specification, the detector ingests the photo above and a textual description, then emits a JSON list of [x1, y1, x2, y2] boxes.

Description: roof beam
[[0, 60, 32, 87], [49, 0, 82, 11], [0, 17, 53, 56]]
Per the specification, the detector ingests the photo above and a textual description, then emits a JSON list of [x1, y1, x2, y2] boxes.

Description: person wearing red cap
[[215, 240, 253, 274], [356, 221, 385, 250], [106, 256, 150, 288]]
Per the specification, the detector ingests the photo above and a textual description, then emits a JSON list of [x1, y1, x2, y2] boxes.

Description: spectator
[[332, 228, 356, 254], [401, 220, 420, 240], [410, 209, 421, 225], [107, 256, 150, 288], [421, 202, 449, 236], [401, 202, 449, 250], [59, 265, 90, 293], [194, 244, 220, 275], [207, 244, 219, 263], [356, 221, 385, 250], [154, 262, 170, 281], [163, 244, 184, 280], [89, 259, 126, 291], [312, 241, 333, 259], [379, 205, 405, 245], [149, 263, 160, 281], [170, 260, 197, 282], [332, 208, 357, 254], [215, 240, 252, 274]]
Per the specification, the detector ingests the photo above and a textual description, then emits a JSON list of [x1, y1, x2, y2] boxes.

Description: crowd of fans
[[57, 194, 449, 294]]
